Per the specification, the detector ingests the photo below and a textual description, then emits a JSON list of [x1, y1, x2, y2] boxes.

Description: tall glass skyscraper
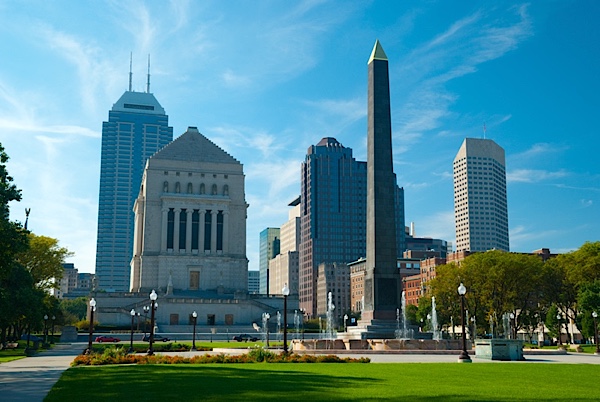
[[298, 137, 405, 317], [95, 90, 173, 291], [453, 138, 509, 252]]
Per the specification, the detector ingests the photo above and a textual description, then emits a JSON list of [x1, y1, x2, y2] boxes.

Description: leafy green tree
[[428, 262, 462, 330], [545, 304, 560, 341], [60, 297, 88, 322], [0, 143, 28, 281], [16, 233, 73, 290], [405, 304, 418, 326], [0, 143, 30, 344]]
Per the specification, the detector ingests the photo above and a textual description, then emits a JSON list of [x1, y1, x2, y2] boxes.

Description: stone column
[[222, 210, 229, 253]]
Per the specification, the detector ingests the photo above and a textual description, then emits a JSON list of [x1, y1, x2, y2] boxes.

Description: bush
[[71, 349, 370, 366]]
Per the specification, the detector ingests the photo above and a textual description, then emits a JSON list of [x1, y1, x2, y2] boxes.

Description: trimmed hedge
[[71, 347, 370, 366]]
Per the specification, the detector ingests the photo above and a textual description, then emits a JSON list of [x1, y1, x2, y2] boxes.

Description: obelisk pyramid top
[[368, 40, 388, 64]]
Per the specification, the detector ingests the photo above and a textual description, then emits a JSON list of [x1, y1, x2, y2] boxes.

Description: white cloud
[[507, 169, 568, 183], [509, 225, 559, 244], [392, 4, 532, 154], [580, 199, 593, 208], [414, 210, 455, 242]]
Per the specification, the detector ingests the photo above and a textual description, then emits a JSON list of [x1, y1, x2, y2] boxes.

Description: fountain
[[294, 310, 300, 340], [431, 296, 442, 341], [325, 291, 336, 341], [276, 311, 282, 344], [502, 312, 510, 339], [262, 312, 270, 345], [395, 291, 414, 339]]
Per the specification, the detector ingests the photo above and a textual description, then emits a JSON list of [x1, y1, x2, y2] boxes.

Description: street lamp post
[[51, 315, 56, 344], [457, 283, 472, 363], [282, 284, 290, 354], [84, 298, 96, 355], [191, 311, 198, 351], [128, 309, 136, 353], [509, 312, 515, 340], [344, 314, 348, 333], [143, 305, 150, 335], [556, 313, 562, 346], [592, 311, 599, 355], [43, 315, 48, 345], [147, 290, 158, 355]]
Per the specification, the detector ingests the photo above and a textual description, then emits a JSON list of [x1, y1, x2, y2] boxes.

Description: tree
[[16, 233, 73, 290], [60, 297, 88, 323], [0, 143, 28, 281], [545, 304, 560, 342], [0, 143, 31, 344]]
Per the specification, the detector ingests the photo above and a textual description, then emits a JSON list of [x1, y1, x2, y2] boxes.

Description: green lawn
[[0, 340, 45, 362], [0, 348, 27, 363], [46, 363, 600, 401]]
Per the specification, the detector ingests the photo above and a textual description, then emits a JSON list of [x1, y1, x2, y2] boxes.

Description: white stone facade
[[130, 127, 248, 293]]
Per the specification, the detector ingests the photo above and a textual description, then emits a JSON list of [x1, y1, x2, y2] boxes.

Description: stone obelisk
[[362, 40, 400, 322]]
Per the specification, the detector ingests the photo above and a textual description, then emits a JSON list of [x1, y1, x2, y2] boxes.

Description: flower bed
[[71, 347, 370, 366]]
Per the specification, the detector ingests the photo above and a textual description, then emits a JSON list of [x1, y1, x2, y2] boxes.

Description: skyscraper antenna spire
[[483, 122, 487, 139], [147, 54, 151, 93], [129, 52, 133, 92]]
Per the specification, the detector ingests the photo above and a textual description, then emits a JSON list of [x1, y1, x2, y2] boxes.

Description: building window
[[179, 209, 187, 250], [166, 208, 174, 249], [217, 211, 224, 251], [204, 211, 212, 251], [191, 210, 199, 250]]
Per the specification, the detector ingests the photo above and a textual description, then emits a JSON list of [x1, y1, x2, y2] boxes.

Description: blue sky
[[1, 1, 598, 273]]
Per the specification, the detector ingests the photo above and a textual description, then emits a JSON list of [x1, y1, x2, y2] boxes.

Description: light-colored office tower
[[259, 228, 280, 295], [95, 74, 173, 292], [453, 138, 509, 252], [268, 197, 301, 296]]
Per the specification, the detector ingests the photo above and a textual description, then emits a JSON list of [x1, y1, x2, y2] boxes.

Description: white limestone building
[[453, 138, 509, 252], [130, 127, 248, 293]]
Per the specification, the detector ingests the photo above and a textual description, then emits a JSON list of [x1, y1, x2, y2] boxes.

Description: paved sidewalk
[[0, 343, 82, 402]]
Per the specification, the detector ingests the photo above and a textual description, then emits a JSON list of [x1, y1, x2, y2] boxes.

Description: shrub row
[[71, 347, 370, 366]]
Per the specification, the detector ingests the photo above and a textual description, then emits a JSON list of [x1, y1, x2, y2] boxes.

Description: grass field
[[45, 363, 600, 401]]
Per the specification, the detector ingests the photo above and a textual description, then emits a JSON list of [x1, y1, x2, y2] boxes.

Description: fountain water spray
[[395, 291, 414, 339], [431, 296, 442, 341], [325, 292, 336, 343]]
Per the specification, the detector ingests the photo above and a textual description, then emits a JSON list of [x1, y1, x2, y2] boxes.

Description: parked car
[[142, 334, 172, 342], [232, 334, 259, 342], [95, 335, 121, 343]]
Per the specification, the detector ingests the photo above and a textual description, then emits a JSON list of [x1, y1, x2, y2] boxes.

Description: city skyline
[[1, 2, 598, 273]]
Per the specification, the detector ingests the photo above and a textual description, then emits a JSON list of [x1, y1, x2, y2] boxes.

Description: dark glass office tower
[[299, 137, 405, 317], [95, 90, 172, 291]]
